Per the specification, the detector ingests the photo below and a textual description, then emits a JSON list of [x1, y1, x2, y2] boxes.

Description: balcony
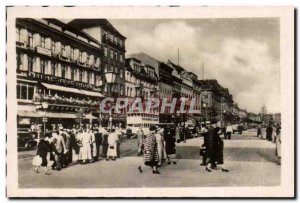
[[28, 72, 95, 91], [36, 46, 52, 57], [102, 37, 125, 51]]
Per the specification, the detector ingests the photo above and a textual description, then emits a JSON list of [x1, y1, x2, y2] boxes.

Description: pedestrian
[[68, 128, 78, 163], [33, 132, 52, 175], [115, 127, 122, 158], [266, 124, 273, 141], [106, 129, 119, 161], [155, 127, 165, 167], [205, 121, 229, 173], [164, 125, 177, 165], [175, 125, 180, 142], [257, 125, 262, 137], [53, 128, 67, 170], [137, 127, 144, 156], [101, 128, 109, 158], [138, 126, 160, 174], [90, 128, 97, 162], [94, 128, 102, 161], [275, 124, 281, 165], [78, 128, 92, 164], [199, 124, 209, 166], [225, 123, 233, 140], [60, 128, 71, 167]]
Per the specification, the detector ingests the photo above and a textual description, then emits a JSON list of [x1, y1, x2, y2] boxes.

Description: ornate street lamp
[[104, 71, 117, 131]]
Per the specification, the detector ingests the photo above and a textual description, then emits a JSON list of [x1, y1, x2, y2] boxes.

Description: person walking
[[115, 127, 122, 158], [138, 126, 160, 174], [266, 124, 273, 141], [90, 128, 97, 162], [101, 128, 109, 158], [164, 125, 177, 165], [60, 128, 71, 167], [106, 129, 119, 161], [94, 128, 102, 161], [257, 125, 262, 137], [53, 128, 67, 170], [225, 123, 233, 140], [78, 128, 92, 164], [155, 127, 165, 167], [33, 132, 52, 175], [199, 124, 209, 166], [206, 121, 229, 173], [137, 127, 144, 156], [275, 124, 281, 165]]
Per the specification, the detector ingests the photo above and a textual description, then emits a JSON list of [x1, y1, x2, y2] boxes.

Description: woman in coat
[[155, 127, 165, 167], [275, 125, 281, 165], [138, 126, 160, 174], [106, 129, 119, 161], [78, 129, 92, 164], [34, 132, 52, 175], [164, 125, 177, 165]]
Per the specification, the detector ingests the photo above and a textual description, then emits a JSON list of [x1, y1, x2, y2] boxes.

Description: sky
[[108, 18, 280, 114]]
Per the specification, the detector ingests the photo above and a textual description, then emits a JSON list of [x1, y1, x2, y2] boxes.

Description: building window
[[120, 85, 124, 95], [16, 83, 34, 100], [41, 36, 46, 48], [51, 63, 56, 76], [28, 56, 33, 72], [79, 70, 83, 82], [94, 74, 97, 86], [114, 52, 118, 61], [51, 41, 56, 53], [110, 50, 114, 60], [16, 53, 22, 72], [120, 54, 123, 63], [71, 68, 75, 80], [40, 59, 46, 74], [79, 52, 83, 62], [61, 65, 66, 78], [87, 72, 90, 84], [27, 32, 33, 48], [70, 47, 74, 59], [104, 47, 108, 57], [16, 28, 20, 42], [61, 44, 66, 56], [120, 69, 123, 79]]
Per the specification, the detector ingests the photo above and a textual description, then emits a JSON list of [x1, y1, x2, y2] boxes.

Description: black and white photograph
[[6, 6, 294, 198]]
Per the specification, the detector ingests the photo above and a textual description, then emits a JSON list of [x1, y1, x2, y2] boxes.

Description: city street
[[18, 129, 280, 188]]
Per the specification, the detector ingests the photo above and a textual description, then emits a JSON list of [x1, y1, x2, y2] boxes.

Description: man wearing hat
[[54, 126, 67, 169]]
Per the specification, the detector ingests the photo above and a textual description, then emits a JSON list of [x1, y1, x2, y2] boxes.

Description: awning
[[41, 83, 82, 95], [84, 113, 98, 119], [80, 89, 104, 97], [18, 110, 41, 118], [46, 112, 77, 119]]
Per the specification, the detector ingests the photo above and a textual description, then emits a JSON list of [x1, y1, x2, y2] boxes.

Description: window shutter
[[57, 63, 62, 77], [45, 38, 51, 49], [33, 33, 41, 47], [56, 42, 61, 54], [35, 57, 40, 72], [20, 29, 28, 44]]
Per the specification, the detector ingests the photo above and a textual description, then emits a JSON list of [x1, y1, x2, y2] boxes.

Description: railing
[[28, 72, 99, 91]]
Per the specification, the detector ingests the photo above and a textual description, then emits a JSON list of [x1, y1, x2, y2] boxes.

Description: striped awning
[[80, 89, 104, 97]]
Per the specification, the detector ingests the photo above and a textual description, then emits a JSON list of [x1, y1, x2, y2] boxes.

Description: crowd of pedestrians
[[257, 123, 281, 165], [33, 125, 123, 175]]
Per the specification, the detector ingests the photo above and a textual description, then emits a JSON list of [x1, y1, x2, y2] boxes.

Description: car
[[17, 131, 38, 150]]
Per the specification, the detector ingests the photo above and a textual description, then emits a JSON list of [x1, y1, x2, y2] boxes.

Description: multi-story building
[[124, 57, 159, 128], [16, 18, 104, 131], [68, 19, 127, 127]]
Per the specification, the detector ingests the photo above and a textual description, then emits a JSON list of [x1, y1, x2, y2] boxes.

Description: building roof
[[43, 18, 101, 45], [167, 60, 185, 73], [67, 19, 126, 39]]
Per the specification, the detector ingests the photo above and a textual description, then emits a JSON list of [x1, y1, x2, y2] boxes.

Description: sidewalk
[[18, 156, 280, 188]]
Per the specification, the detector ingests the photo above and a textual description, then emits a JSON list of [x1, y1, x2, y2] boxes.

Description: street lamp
[[104, 71, 117, 131], [41, 102, 48, 138], [203, 103, 207, 122]]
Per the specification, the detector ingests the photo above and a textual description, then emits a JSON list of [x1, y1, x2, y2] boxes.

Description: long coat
[[107, 132, 118, 157], [207, 127, 224, 165], [143, 133, 159, 166], [164, 127, 176, 155], [36, 139, 51, 167], [78, 132, 92, 160], [275, 132, 281, 157]]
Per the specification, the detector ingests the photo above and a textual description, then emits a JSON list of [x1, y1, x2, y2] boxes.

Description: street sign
[[42, 117, 48, 123]]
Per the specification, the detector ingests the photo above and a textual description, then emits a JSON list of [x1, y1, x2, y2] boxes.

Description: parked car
[[17, 131, 38, 150]]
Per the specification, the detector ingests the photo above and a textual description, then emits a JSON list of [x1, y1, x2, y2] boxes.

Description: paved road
[[18, 129, 280, 188]]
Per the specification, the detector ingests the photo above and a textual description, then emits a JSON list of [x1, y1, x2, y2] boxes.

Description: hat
[[149, 126, 157, 132]]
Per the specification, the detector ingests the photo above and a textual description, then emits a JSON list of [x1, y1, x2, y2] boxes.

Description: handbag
[[109, 146, 114, 149], [199, 147, 207, 156], [32, 155, 42, 166]]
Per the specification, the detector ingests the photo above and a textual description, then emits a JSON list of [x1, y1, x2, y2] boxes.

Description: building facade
[[16, 18, 105, 131], [68, 19, 127, 127]]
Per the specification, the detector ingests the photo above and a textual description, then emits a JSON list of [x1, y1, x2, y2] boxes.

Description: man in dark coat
[[205, 122, 229, 173], [94, 128, 102, 161], [266, 125, 273, 141], [199, 124, 209, 166], [164, 125, 177, 165]]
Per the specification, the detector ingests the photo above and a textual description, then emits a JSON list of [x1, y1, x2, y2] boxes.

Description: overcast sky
[[109, 18, 280, 114]]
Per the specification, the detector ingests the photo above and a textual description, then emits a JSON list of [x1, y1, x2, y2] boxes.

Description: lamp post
[[41, 102, 48, 138], [203, 103, 207, 123], [104, 71, 117, 131]]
